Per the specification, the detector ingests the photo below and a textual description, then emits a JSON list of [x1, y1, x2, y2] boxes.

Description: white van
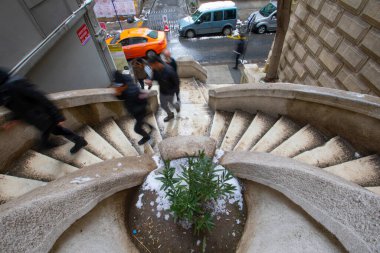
[[179, 1, 237, 38]]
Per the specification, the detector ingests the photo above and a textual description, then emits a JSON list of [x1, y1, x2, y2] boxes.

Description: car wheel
[[186, 30, 195, 38], [146, 50, 156, 58], [223, 27, 232, 36], [257, 25, 266, 34]]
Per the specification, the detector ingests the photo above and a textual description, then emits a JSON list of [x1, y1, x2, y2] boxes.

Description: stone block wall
[[278, 0, 380, 96]]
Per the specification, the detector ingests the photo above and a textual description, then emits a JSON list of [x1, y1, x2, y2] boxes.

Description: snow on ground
[[136, 156, 244, 221]]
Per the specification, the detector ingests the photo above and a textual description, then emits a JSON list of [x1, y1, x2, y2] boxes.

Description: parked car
[[179, 1, 237, 38], [247, 1, 277, 34], [106, 28, 167, 59]]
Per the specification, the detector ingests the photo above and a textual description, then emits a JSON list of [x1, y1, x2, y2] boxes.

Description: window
[[129, 37, 147, 45], [200, 12, 211, 22], [214, 11, 223, 21], [224, 9, 236, 20], [147, 30, 158, 39], [259, 3, 277, 17], [191, 10, 203, 21], [119, 38, 129, 46]]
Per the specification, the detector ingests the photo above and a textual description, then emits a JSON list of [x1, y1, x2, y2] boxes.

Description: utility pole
[[111, 0, 123, 30]]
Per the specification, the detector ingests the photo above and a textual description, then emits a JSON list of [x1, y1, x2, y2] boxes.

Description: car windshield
[[191, 10, 202, 21], [259, 3, 276, 17], [110, 33, 120, 44], [147, 30, 158, 39]]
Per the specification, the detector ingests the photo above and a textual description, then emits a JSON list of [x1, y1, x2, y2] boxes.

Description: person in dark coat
[[144, 55, 180, 122], [0, 68, 87, 153], [162, 49, 180, 104], [113, 71, 151, 145], [131, 58, 148, 89], [233, 35, 246, 69]]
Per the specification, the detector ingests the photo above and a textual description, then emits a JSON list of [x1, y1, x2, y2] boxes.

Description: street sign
[[99, 22, 107, 31], [77, 24, 91, 45]]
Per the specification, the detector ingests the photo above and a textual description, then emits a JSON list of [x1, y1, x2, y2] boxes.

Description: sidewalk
[[203, 64, 242, 84]]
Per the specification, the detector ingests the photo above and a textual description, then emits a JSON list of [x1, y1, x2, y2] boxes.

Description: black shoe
[[138, 136, 150, 145], [164, 113, 174, 122], [70, 138, 88, 154]]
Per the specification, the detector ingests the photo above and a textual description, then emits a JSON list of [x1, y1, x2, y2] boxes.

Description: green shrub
[[157, 151, 236, 235]]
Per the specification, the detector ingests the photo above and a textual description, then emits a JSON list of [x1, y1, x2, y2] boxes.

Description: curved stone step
[[78, 126, 123, 160], [95, 118, 139, 157], [42, 142, 103, 168], [366, 187, 380, 195], [51, 191, 138, 253], [294, 137, 356, 168], [210, 110, 233, 147], [324, 155, 380, 187], [234, 112, 277, 151], [156, 104, 213, 139], [237, 181, 346, 253], [117, 116, 154, 155], [9, 150, 78, 181], [178, 78, 207, 104], [220, 110, 253, 151], [271, 124, 326, 158], [251, 116, 301, 153], [0, 175, 46, 204]]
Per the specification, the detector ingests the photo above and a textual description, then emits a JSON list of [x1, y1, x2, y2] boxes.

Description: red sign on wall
[[77, 24, 91, 45]]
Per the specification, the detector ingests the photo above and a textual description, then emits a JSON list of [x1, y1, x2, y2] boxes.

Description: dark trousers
[[176, 90, 180, 102], [137, 79, 144, 89], [235, 53, 241, 68], [41, 124, 82, 145], [134, 113, 149, 138]]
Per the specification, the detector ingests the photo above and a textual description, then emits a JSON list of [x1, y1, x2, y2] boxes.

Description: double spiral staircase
[[0, 63, 379, 253]]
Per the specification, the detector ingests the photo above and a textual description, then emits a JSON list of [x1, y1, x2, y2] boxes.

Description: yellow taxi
[[106, 28, 167, 59]]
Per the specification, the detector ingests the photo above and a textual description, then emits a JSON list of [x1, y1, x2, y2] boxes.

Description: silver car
[[247, 1, 277, 34]]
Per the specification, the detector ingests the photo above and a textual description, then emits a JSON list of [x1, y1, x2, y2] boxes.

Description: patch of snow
[[213, 149, 225, 163], [150, 201, 155, 206], [196, 240, 201, 246], [152, 154, 164, 168], [136, 193, 144, 209], [95, 174, 100, 178], [156, 212, 161, 218], [70, 176, 93, 184], [112, 168, 118, 171], [236, 219, 241, 224], [117, 162, 122, 167], [165, 214, 170, 220], [354, 152, 361, 158], [232, 232, 236, 237]]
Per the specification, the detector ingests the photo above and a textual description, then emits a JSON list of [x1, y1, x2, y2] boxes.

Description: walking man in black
[[233, 35, 246, 69], [114, 71, 151, 145], [162, 49, 180, 104], [0, 68, 87, 153], [144, 55, 180, 122]]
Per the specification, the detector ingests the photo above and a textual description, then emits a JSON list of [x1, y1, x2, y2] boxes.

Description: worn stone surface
[[220, 152, 380, 253], [158, 136, 216, 160], [0, 156, 156, 253], [51, 191, 138, 253], [319, 48, 342, 75], [321, 1, 343, 25], [337, 40, 368, 71], [236, 181, 346, 253]]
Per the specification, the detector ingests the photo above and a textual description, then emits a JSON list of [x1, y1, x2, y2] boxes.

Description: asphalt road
[[167, 32, 275, 65]]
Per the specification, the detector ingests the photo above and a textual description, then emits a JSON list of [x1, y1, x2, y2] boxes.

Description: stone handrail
[[177, 56, 207, 83], [208, 83, 380, 154], [0, 156, 156, 253], [220, 152, 380, 253]]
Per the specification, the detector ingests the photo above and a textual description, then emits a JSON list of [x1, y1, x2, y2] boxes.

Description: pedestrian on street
[[162, 49, 180, 104], [131, 58, 148, 89], [113, 71, 151, 145], [0, 68, 87, 153], [144, 55, 180, 122], [233, 35, 246, 69]]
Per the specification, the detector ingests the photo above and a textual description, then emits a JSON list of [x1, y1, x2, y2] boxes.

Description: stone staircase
[[1, 77, 379, 205]]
